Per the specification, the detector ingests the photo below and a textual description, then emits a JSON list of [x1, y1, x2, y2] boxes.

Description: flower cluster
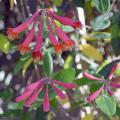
[[7, 8, 82, 62], [16, 78, 77, 112], [83, 63, 119, 102]]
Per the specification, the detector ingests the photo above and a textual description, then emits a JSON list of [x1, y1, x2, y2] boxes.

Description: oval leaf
[[0, 34, 10, 54], [94, 0, 110, 13], [22, 58, 33, 76], [96, 94, 116, 117], [53, 68, 75, 82], [79, 44, 103, 62], [92, 15, 111, 31], [43, 52, 53, 77]]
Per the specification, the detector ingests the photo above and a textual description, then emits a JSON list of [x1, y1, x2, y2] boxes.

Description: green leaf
[[80, 44, 103, 62], [74, 77, 101, 86], [50, 98, 58, 109], [90, 84, 102, 93], [62, 25, 74, 32], [53, 68, 75, 82], [116, 106, 120, 118], [22, 58, 33, 76], [94, 0, 110, 13], [92, 15, 111, 31], [14, 56, 32, 75], [64, 55, 73, 69], [82, 32, 111, 41], [96, 94, 116, 117], [0, 34, 10, 53], [51, 0, 63, 6], [43, 52, 53, 77]]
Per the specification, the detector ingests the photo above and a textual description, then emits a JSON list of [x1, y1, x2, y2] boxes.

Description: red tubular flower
[[32, 16, 43, 62], [43, 85, 49, 112], [16, 79, 44, 103], [105, 86, 113, 96], [25, 86, 43, 107], [51, 83, 66, 99], [83, 63, 119, 102], [47, 10, 82, 29], [16, 78, 77, 112], [83, 72, 103, 81], [46, 16, 64, 53], [53, 80, 77, 89], [7, 10, 40, 40], [50, 17, 75, 49], [87, 85, 104, 102], [18, 17, 38, 55]]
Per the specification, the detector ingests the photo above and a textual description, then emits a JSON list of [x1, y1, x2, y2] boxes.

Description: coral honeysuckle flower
[[46, 16, 64, 53], [16, 78, 77, 112], [7, 8, 82, 60], [47, 10, 82, 29], [50, 17, 75, 49], [32, 16, 43, 62], [7, 10, 40, 40], [83, 63, 119, 102], [18, 17, 38, 55]]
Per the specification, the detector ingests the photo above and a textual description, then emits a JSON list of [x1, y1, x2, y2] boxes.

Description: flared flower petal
[[18, 44, 30, 55], [7, 10, 40, 40], [83, 72, 103, 81], [53, 80, 77, 89], [32, 51, 43, 63], [25, 86, 43, 107], [43, 85, 49, 112], [54, 43, 65, 53], [48, 11, 82, 29], [32, 16, 43, 62], [87, 85, 104, 102], [50, 17, 75, 49], [108, 64, 118, 79], [51, 83, 66, 99], [18, 17, 38, 54], [109, 82, 120, 88], [105, 86, 113, 96]]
